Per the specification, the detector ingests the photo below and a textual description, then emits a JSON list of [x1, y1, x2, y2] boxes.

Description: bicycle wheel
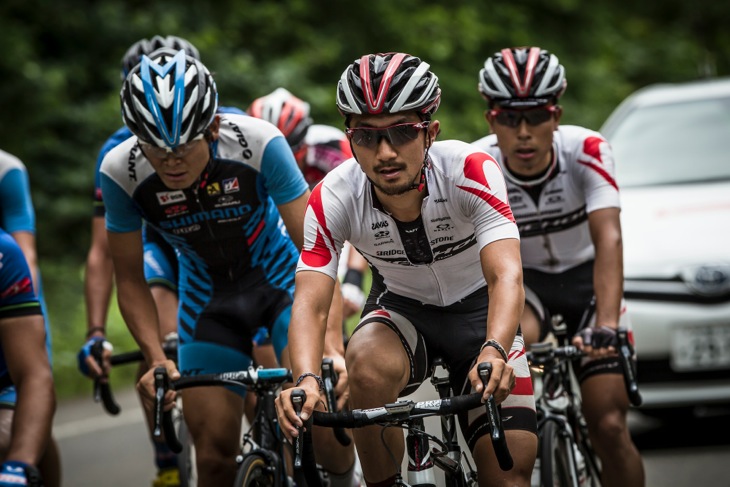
[[175, 411, 197, 487], [540, 420, 578, 487], [234, 452, 278, 487]]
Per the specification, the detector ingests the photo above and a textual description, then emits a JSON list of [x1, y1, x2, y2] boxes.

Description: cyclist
[[0, 228, 55, 487], [78, 36, 246, 487], [248, 87, 369, 321], [100, 49, 347, 486], [276, 52, 538, 487], [473, 46, 645, 486], [0, 149, 60, 487]]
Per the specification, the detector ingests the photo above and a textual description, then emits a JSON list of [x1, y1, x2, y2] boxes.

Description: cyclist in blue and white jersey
[[0, 149, 60, 487], [277, 52, 538, 487], [101, 49, 346, 486], [474, 46, 644, 487], [0, 228, 54, 487]]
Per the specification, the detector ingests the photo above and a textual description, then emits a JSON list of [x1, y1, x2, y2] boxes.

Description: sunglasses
[[346, 121, 430, 149], [489, 106, 559, 128], [140, 134, 204, 160]]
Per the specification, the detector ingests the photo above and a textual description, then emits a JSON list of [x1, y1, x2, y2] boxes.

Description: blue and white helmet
[[120, 49, 218, 148]]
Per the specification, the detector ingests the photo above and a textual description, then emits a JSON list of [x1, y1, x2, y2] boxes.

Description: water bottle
[[530, 457, 541, 487]]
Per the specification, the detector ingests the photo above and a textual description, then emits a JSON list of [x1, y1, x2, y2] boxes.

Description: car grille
[[624, 279, 730, 305], [638, 358, 730, 383]]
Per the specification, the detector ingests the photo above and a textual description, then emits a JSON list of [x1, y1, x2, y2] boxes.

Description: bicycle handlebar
[[91, 338, 179, 415], [303, 362, 514, 472]]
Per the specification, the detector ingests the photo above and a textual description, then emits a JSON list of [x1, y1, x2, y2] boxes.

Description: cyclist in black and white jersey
[[277, 52, 538, 487], [473, 46, 644, 487]]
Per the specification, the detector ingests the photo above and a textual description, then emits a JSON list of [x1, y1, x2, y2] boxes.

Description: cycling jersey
[[101, 114, 308, 351], [0, 149, 52, 373], [93, 107, 246, 288], [298, 139, 519, 307], [299, 124, 353, 187], [0, 229, 43, 399], [472, 125, 620, 273]]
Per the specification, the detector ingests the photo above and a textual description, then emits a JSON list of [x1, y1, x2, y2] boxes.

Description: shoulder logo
[[156, 191, 186, 205], [1, 277, 32, 299]]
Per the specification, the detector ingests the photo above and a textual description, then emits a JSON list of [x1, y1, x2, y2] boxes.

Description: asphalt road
[[55, 384, 730, 486]]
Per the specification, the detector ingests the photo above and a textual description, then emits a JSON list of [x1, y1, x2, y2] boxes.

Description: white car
[[600, 77, 730, 416]]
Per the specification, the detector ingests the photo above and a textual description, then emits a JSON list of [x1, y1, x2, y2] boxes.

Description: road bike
[[527, 316, 642, 487], [295, 362, 513, 487], [153, 358, 349, 487]]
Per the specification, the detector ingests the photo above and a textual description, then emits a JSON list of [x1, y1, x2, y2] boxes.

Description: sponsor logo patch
[[1, 277, 32, 299], [156, 191, 186, 205], [223, 177, 240, 194], [206, 182, 221, 196]]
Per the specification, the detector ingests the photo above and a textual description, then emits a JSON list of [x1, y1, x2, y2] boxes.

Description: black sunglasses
[[345, 121, 430, 149], [489, 106, 559, 128]]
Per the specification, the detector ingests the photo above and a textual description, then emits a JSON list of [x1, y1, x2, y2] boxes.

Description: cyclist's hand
[[326, 353, 350, 411], [77, 336, 112, 380], [275, 380, 324, 443], [0, 461, 42, 486], [573, 325, 618, 358], [136, 359, 179, 412], [470, 353, 514, 405]]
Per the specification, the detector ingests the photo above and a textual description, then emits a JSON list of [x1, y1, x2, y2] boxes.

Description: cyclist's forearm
[[116, 279, 166, 365], [593, 240, 623, 328], [84, 247, 115, 330], [323, 280, 345, 357], [486, 275, 524, 350]]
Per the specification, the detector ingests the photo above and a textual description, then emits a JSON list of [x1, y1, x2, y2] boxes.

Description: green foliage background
[[0, 0, 727, 397]]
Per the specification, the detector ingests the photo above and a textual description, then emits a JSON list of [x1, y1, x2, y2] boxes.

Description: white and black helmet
[[478, 47, 567, 107], [120, 35, 200, 80], [336, 52, 441, 119], [120, 49, 218, 148]]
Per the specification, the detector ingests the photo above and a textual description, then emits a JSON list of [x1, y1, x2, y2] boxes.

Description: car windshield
[[607, 97, 730, 187]]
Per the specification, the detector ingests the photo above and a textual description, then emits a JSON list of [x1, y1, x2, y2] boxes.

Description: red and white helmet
[[336, 52, 441, 118], [248, 88, 313, 149], [478, 47, 567, 107]]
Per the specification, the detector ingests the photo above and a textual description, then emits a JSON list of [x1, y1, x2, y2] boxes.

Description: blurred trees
[[1, 0, 727, 263]]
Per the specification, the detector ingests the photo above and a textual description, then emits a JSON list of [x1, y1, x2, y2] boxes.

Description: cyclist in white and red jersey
[[248, 88, 369, 319], [473, 46, 644, 487], [276, 52, 537, 487]]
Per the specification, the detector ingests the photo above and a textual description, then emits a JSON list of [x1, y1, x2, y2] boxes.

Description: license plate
[[671, 323, 730, 371]]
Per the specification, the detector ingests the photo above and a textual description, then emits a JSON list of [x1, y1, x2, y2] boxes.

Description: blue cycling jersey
[[0, 228, 43, 390], [100, 113, 308, 344], [0, 150, 35, 234]]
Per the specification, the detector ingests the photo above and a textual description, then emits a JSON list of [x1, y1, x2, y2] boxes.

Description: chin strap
[[411, 145, 432, 193]]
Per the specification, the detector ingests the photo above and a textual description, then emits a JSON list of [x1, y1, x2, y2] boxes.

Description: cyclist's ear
[[204, 115, 221, 142]]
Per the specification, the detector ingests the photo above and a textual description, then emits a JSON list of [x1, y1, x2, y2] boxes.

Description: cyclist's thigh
[[347, 309, 414, 397], [473, 429, 537, 485], [580, 372, 630, 423], [523, 285, 549, 344], [143, 232, 178, 293], [181, 385, 244, 457], [0, 405, 12, 458]]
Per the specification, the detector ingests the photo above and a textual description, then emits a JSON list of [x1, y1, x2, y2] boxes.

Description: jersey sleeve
[[0, 167, 35, 234], [260, 136, 309, 205], [456, 151, 520, 250], [100, 172, 143, 233], [297, 181, 348, 280], [0, 231, 41, 319], [576, 135, 620, 213]]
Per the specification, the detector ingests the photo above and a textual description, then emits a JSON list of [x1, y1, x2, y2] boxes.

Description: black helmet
[[121, 35, 200, 80], [478, 47, 566, 107], [336, 52, 441, 118], [120, 49, 218, 148]]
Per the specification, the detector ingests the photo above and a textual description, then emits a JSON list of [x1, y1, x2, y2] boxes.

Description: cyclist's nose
[[375, 135, 398, 158]]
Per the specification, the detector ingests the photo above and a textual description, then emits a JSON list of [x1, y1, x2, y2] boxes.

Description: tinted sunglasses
[[346, 121, 430, 149], [140, 134, 204, 160], [489, 106, 559, 128]]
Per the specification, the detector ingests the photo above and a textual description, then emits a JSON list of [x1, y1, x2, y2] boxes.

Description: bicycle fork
[[406, 417, 437, 487]]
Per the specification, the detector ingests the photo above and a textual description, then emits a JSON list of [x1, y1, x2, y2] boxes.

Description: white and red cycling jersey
[[297, 140, 519, 307], [472, 125, 620, 274]]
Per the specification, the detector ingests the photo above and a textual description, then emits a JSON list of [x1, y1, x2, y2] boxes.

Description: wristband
[[480, 339, 508, 362], [86, 326, 105, 338], [295, 372, 324, 392], [343, 268, 364, 288]]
